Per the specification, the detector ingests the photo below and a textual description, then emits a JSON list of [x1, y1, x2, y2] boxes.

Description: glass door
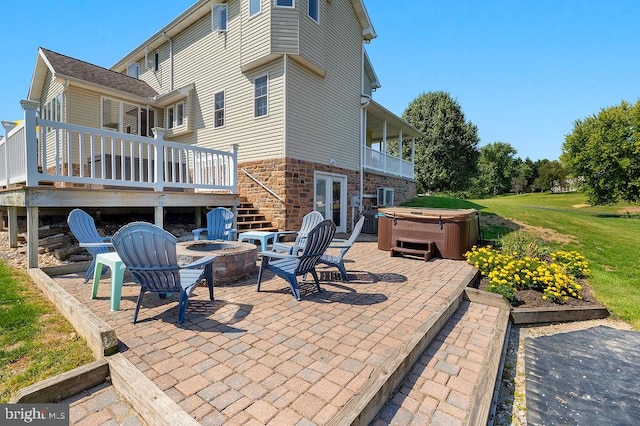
[[314, 172, 347, 233]]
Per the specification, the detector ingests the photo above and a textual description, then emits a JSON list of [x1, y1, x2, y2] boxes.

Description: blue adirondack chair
[[257, 219, 336, 300], [272, 210, 324, 253], [318, 215, 365, 281], [192, 207, 237, 241], [67, 209, 113, 283], [112, 222, 215, 324]]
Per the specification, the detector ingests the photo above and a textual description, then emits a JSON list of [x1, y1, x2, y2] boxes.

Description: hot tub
[[377, 207, 480, 260]]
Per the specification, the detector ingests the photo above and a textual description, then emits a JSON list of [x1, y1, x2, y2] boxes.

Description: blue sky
[[2, 1, 639, 161]]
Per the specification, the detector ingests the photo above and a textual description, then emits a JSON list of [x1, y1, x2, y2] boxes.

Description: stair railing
[[241, 168, 284, 203]]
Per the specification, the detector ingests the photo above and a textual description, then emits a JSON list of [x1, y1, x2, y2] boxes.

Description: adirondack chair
[[192, 207, 237, 241], [272, 210, 324, 253], [112, 222, 215, 324], [318, 215, 365, 281], [257, 219, 336, 300], [67, 208, 113, 283]]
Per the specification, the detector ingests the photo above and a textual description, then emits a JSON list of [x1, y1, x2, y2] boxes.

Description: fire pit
[[176, 240, 258, 285]]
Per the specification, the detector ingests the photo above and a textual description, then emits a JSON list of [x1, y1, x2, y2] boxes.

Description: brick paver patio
[[53, 240, 480, 424]]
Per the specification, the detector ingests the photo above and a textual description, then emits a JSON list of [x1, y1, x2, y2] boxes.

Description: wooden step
[[390, 239, 434, 261]]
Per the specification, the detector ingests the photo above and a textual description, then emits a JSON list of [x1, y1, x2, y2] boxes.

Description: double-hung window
[[275, 0, 294, 7], [214, 91, 225, 128], [254, 76, 268, 117], [249, 0, 261, 16], [212, 4, 228, 31], [308, 0, 319, 22]]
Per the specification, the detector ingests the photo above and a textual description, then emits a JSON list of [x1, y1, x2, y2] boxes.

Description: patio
[[31, 238, 509, 425]]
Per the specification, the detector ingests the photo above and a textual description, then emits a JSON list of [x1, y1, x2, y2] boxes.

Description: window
[[249, 0, 261, 16], [214, 91, 225, 128], [101, 97, 154, 137], [166, 101, 187, 129], [212, 4, 228, 31], [254, 75, 268, 117], [127, 63, 139, 78], [176, 102, 184, 127], [154, 52, 160, 72], [308, 0, 319, 22], [275, 0, 294, 7], [167, 106, 174, 129]]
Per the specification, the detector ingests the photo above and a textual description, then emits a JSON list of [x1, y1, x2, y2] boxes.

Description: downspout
[[359, 41, 370, 217]]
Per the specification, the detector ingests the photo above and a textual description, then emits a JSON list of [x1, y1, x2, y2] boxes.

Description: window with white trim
[[308, 0, 319, 22], [166, 101, 186, 129], [212, 4, 228, 31], [275, 0, 294, 7], [249, 0, 261, 16], [214, 91, 225, 128], [154, 52, 160, 72], [254, 75, 268, 117], [127, 63, 139, 78]]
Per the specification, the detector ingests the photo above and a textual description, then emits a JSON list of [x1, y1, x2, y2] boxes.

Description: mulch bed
[[472, 277, 599, 309]]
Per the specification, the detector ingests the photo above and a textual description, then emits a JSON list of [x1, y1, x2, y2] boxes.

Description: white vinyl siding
[[298, 0, 325, 69], [144, 3, 283, 160], [271, 5, 299, 54], [241, 0, 272, 66], [285, 1, 363, 170]]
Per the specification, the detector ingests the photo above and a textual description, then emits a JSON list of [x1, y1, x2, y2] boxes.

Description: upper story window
[[275, 0, 294, 7], [212, 4, 228, 32], [153, 52, 160, 72], [254, 75, 268, 117], [127, 63, 139, 78], [308, 0, 319, 22], [249, 0, 261, 16], [214, 91, 225, 128]]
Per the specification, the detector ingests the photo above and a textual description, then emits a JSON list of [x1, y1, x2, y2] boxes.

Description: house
[[2, 0, 421, 265]]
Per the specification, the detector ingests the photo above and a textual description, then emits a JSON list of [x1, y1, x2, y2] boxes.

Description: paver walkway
[[53, 240, 481, 424]]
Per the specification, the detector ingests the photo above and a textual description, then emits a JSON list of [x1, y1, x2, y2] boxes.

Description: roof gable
[[29, 48, 157, 102]]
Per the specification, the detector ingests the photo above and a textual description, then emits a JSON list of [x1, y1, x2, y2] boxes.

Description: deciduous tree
[[402, 92, 480, 193], [562, 100, 640, 204]]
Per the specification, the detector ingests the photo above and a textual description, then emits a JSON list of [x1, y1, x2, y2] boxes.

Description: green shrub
[[498, 230, 548, 259]]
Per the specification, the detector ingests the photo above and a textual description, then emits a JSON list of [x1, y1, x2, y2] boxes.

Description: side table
[[91, 252, 126, 311], [238, 231, 276, 252]]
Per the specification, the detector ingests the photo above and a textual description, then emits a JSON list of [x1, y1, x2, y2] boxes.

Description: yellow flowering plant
[[465, 245, 589, 305]]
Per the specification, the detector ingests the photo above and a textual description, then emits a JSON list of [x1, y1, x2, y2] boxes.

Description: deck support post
[[27, 206, 39, 268], [8, 207, 18, 248], [0, 210, 3, 231], [195, 207, 202, 229], [154, 206, 164, 229]]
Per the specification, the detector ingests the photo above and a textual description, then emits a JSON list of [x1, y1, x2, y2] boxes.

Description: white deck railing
[[364, 146, 414, 179], [0, 100, 237, 192]]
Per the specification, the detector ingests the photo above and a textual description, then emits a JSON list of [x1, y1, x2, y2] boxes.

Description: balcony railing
[[1, 100, 237, 192], [363, 146, 414, 179]]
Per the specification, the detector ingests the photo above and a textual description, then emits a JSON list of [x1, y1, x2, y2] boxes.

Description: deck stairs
[[235, 196, 278, 233]]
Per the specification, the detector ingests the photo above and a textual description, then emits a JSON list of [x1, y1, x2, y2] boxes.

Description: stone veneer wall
[[238, 158, 360, 232], [362, 172, 417, 212], [238, 159, 416, 231]]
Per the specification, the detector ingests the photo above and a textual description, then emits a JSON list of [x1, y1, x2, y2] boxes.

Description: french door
[[314, 172, 347, 233]]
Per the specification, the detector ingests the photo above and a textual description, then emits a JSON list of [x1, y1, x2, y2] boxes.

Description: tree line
[[401, 91, 637, 204]]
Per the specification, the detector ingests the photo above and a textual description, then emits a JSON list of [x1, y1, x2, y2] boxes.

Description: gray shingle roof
[[41, 47, 157, 99]]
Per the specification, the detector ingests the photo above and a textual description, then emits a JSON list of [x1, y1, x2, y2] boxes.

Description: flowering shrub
[[465, 245, 588, 305]]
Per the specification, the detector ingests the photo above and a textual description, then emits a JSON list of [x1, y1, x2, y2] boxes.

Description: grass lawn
[[0, 261, 94, 403], [405, 192, 640, 329]]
